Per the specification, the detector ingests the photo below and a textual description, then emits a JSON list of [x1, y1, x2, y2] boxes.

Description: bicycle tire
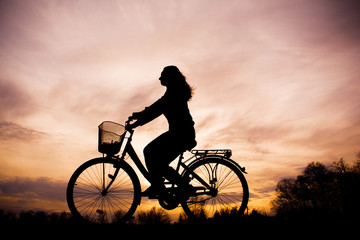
[[66, 157, 141, 224], [181, 157, 249, 219]]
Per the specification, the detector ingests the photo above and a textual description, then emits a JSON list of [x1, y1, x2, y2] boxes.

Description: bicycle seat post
[[175, 152, 184, 173]]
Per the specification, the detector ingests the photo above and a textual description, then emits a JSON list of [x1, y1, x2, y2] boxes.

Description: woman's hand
[[125, 114, 140, 131], [130, 112, 141, 120]]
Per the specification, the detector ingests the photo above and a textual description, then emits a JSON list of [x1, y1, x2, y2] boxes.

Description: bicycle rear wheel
[[181, 157, 249, 219], [66, 157, 141, 224]]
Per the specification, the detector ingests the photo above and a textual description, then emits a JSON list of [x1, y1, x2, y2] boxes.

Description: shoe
[[142, 185, 167, 199], [141, 186, 158, 198]]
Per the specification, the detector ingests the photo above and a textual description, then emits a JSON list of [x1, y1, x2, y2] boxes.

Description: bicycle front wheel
[[181, 157, 249, 219], [66, 158, 141, 224]]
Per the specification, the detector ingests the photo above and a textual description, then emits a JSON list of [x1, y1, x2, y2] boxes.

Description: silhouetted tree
[[271, 154, 360, 220], [0, 209, 17, 224]]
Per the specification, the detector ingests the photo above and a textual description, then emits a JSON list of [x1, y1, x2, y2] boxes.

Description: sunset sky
[[1, 0, 360, 215]]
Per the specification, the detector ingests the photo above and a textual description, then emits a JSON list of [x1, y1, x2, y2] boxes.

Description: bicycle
[[66, 120, 249, 224]]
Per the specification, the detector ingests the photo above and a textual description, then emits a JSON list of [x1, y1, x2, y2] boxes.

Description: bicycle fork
[[100, 156, 123, 196]]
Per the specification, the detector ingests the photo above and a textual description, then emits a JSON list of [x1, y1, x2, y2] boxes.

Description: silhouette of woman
[[127, 66, 196, 197]]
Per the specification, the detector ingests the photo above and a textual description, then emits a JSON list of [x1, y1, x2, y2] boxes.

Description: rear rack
[[191, 149, 232, 158]]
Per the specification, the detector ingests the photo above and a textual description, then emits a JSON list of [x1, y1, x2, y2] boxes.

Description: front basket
[[98, 121, 125, 156]]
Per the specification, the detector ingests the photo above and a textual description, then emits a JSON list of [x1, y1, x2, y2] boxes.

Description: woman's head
[[159, 65, 184, 86], [159, 65, 194, 101]]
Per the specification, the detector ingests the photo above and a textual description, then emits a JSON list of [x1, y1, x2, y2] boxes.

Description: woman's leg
[[143, 132, 182, 190]]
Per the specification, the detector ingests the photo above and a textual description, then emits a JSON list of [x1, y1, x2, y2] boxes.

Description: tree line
[[271, 153, 360, 220], [0, 207, 170, 225]]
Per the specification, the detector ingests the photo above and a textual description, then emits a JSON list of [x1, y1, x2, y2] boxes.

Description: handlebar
[[125, 119, 131, 126], [125, 116, 136, 131]]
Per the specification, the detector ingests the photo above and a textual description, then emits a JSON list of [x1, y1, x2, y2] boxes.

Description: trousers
[[143, 131, 194, 186]]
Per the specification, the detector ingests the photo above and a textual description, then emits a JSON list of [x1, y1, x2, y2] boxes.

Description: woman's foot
[[141, 185, 166, 199]]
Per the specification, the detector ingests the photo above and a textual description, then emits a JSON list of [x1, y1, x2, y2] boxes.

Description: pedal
[[108, 174, 114, 179]]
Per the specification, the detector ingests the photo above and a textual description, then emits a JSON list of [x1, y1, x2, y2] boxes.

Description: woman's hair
[[163, 65, 194, 101]]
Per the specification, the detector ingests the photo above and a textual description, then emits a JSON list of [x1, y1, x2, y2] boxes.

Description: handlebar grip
[[125, 116, 136, 127]]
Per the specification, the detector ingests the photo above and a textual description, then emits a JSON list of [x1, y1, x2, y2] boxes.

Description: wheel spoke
[[67, 158, 139, 224], [182, 158, 248, 219]]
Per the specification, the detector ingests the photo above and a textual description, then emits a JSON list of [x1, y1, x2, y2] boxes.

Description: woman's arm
[[130, 95, 166, 127]]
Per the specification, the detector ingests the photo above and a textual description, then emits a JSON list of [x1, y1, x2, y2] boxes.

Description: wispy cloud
[[0, 177, 67, 211], [0, 122, 45, 141]]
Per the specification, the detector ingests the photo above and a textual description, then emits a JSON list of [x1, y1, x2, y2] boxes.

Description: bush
[[136, 207, 171, 225]]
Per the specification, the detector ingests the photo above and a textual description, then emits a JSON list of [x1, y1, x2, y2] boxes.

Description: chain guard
[[158, 194, 180, 210]]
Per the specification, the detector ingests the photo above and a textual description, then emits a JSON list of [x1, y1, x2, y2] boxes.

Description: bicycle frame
[[104, 127, 216, 197], [120, 128, 150, 181]]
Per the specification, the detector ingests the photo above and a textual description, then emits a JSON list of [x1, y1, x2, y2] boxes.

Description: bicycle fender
[[226, 157, 248, 174], [185, 155, 247, 174]]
